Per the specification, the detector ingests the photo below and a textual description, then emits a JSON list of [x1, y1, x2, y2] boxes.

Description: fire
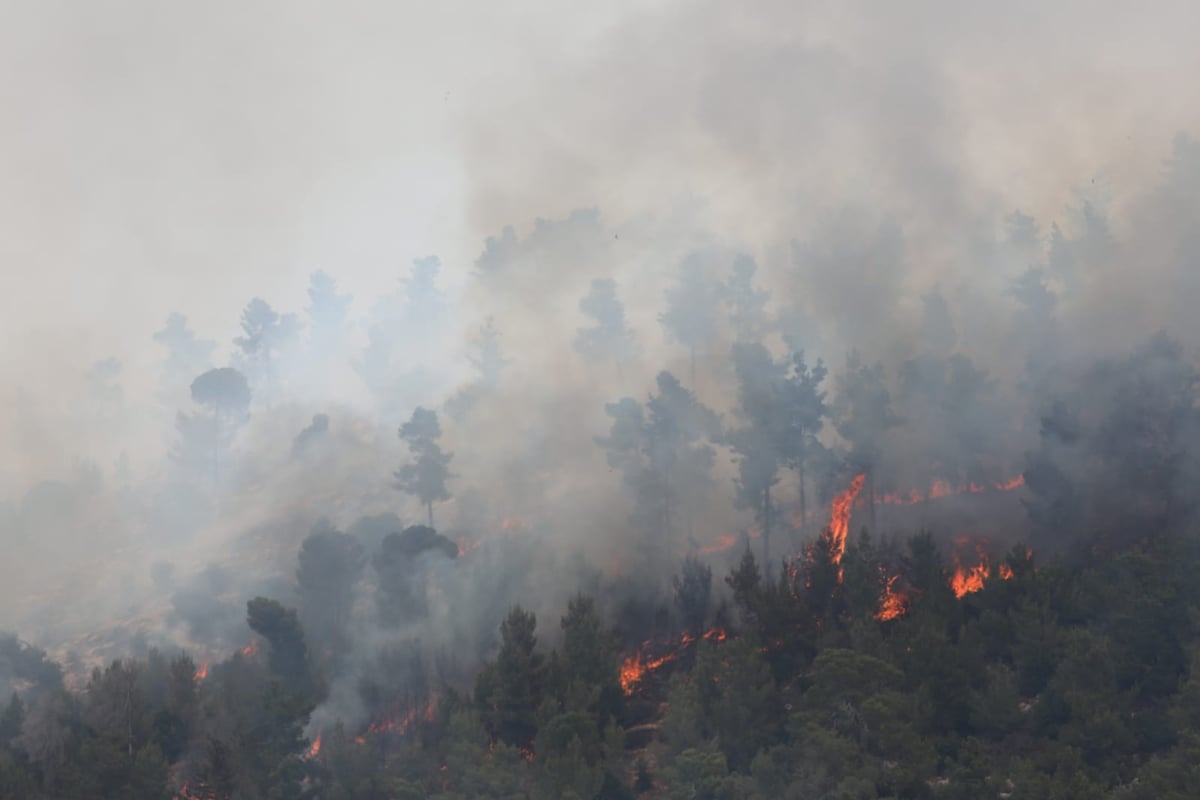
[[619, 628, 727, 694], [499, 517, 527, 530], [457, 537, 482, 557], [305, 734, 321, 759], [240, 640, 258, 658], [365, 693, 440, 737], [830, 473, 867, 566], [193, 661, 209, 681], [875, 574, 907, 621], [877, 474, 1025, 506], [998, 562, 1014, 580], [950, 553, 990, 597]]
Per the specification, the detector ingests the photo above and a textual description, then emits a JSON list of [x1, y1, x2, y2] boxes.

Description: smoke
[[4, 0, 1200, 738]]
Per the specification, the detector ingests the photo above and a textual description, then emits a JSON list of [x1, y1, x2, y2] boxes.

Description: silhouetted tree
[[296, 522, 366, 652], [574, 278, 635, 368], [660, 252, 722, 391], [781, 350, 828, 527], [469, 317, 510, 387], [372, 524, 458, 625], [832, 351, 899, 528], [233, 298, 300, 405], [673, 557, 713, 636], [153, 313, 216, 400], [395, 407, 454, 527], [721, 255, 771, 344], [246, 598, 310, 685], [186, 367, 250, 484]]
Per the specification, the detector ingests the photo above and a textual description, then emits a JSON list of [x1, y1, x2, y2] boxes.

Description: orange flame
[[830, 473, 867, 567], [365, 693, 440, 737], [998, 562, 1014, 580], [878, 474, 1025, 506], [950, 549, 990, 597], [619, 628, 727, 694], [241, 640, 258, 658], [305, 734, 321, 759], [457, 537, 482, 557], [875, 574, 908, 621], [193, 661, 209, 681]]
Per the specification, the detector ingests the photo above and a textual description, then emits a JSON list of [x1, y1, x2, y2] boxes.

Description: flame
[[877, 474, 1025, 506], [619, 628, 727, 694], [830, 473, 867, 567], [193, 661, 209, 681], [365, 693, 440, 737], [997, 562, 1014, 580], [457, 537, 482, 557], [875, 574, 908, 621], [306, 734, 321, 759], [241, 640, 258, 658]]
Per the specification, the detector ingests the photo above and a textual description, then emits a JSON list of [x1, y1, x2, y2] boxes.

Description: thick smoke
[[3, 0, 1200, 746]]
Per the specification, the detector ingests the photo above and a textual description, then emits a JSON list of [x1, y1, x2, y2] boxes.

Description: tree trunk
[[427, 501, 434, 529]]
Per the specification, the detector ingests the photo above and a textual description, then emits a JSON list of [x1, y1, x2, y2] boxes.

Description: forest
[[4, 132, 1200, 798], [7, 5, 1200, 797]]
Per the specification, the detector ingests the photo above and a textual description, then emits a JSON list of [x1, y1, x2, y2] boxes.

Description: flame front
[[830, 473, 867, 566], [193, 661, 209, 681], [365, 693, 440, 737], [306, 734, 321, 759], [619, 629, 727, 694]]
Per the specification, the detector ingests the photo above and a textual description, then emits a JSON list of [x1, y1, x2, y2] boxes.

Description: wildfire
[[878, 474, 1025, 506], [499, 517, 527, 531], [948, 542, 1019, 598], [365, 693, 440, 737], [305, 734, 321, 759], [619, 628, 727, 694], [240, 640, 258, 659], [193, 661, 209, 681], [457, 537, 482, 557], [830, 473, 867, 567], [875, 574, 908, 621]]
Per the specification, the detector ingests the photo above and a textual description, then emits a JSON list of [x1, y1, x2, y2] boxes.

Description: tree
[[233, 298, 300, 405], [153, 313, 216, 400], [186, 367, 251, 484], [781, 350, 828, 527], [395, 407, 455, 527], [726, 343, 787, 570], [660, 251, 722, 391], [832, 351, 899, 528], [721, 255, 770, 344], [296, 522, 366, 653], [574, 278, 635, 368], [372, 524, 458, 625], [596, 372, 721, 569], [673, 557, 713, 637], [468, 317, 510, 387], [477, 607, 544, 749], [246, 598, 310, 685]]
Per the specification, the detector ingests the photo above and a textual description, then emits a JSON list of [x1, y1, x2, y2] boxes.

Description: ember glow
[[457, 537, 483, 557], [193, 661, 209, 681], [699, 534, 737, 555], [305, 734, 321, 760], [241, 640, 258, 658]]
